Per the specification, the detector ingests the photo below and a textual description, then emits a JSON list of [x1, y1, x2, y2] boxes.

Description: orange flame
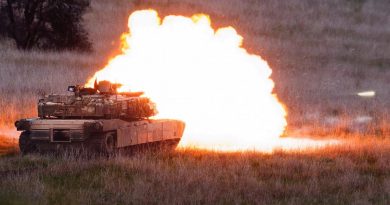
[[87, 10, 336, 152]]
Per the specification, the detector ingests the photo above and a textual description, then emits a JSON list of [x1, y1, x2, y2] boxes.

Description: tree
[[0, 0, 91, 51]]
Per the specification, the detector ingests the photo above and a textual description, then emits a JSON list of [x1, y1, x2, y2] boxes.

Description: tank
[[15, 80, 185, 155]]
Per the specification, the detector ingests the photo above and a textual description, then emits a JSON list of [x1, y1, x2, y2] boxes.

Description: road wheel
[[100, 132, 116, 156], [19, 131, 36, 155]]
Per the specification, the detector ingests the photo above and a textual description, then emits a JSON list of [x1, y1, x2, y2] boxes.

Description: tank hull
[[16, 118, 185, 154]]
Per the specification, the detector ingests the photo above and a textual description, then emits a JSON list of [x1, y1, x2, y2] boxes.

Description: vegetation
[[0, 0, 389, 204], [0, 0, 91, 51], [0, 135, 17, 156], [0, 0, 388, 136], [1, 139, 390, 204]]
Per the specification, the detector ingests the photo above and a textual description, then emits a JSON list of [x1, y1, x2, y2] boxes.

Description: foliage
[[0, 0, 91, 51]]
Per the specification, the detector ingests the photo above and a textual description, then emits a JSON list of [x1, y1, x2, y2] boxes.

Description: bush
[[0, 0, 92, 51]]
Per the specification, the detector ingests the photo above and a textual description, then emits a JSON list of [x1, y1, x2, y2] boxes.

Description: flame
[[87, 10, 336, 152]]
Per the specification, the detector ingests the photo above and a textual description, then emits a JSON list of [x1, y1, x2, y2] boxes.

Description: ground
[[1, 139, 390, 205], [0, 0, 389, 135], [0, 0, 389, 204]]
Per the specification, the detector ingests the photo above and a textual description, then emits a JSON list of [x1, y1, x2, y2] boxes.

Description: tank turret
[[38, 81, 157, 119]]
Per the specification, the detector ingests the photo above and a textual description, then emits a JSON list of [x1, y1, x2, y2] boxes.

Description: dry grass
[[0, 138, 390, 204], [0, 0, 388, 135], [0, 135, 18, 156], [0, 0, 389, 203]]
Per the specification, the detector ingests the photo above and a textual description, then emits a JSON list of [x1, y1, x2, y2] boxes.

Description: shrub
[[0, 0, 92, 51]]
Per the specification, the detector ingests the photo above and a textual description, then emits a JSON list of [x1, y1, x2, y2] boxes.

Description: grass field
[[0, 0, 388, 135], [0, 0, 389, 204], [1, 138, 390, 204]]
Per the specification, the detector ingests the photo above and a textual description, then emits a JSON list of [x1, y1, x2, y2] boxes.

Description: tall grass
[[0, 0, 389, 137], [1, 138, 390, 204], [0, 1, 389, 203]]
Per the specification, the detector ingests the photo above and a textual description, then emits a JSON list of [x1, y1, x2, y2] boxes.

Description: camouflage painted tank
[[15, 81, 185, 155]]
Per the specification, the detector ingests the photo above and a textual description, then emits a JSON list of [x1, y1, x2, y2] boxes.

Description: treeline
[[0, 0, 92, 51]]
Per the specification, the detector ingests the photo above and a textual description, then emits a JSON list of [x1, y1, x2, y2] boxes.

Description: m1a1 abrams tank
[[15, 80, 185, 155]]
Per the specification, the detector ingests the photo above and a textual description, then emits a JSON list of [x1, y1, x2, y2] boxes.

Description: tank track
[[18, 131, 180, 156]]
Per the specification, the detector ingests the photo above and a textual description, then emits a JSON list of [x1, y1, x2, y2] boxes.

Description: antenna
[[94, 78, 98, 90]]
